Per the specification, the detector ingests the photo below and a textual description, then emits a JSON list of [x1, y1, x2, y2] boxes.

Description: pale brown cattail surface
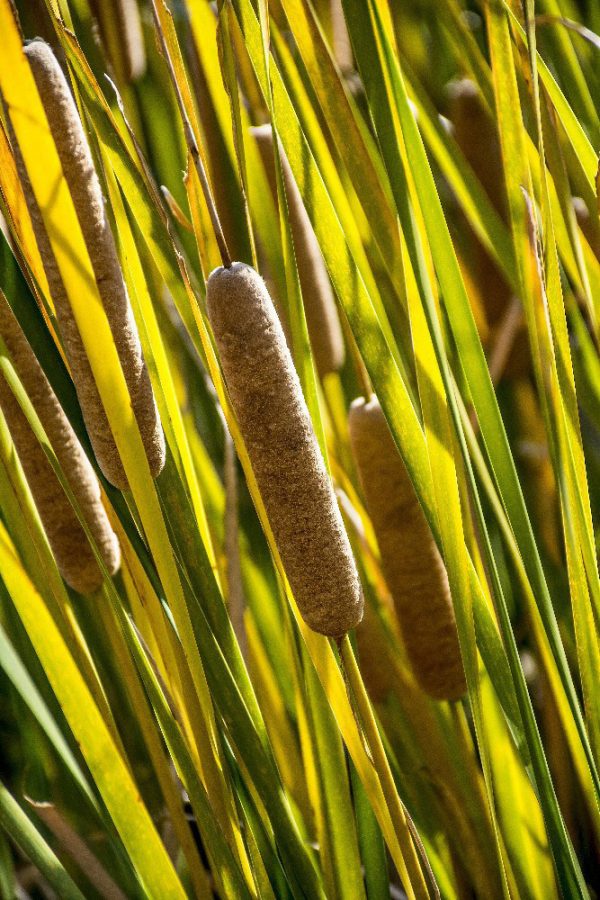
[[89, 0, 146, 82], [448, 78, 529, 379], [206, 262, 363, 637], [330, 0, 354, 74], [23, 40, 165, 490], [251, 124, 345, 379], [348, 396, 466, 700], [0, 295, 120, 593]]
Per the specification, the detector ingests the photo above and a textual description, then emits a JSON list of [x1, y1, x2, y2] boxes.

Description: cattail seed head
[[330, 0, 354, 75], [447, 78, 529, 380], [0, 296, 120, 593], [348, 396, 465, 701], [252, 125, 345, 379], [89, 0, 146, 83], [207, 262, 362, 637], [22, 40, 164, 489]]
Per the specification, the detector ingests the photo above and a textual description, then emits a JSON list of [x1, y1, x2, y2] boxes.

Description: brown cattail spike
[[207, 262, 362, 637], [348, 396, 465, 700], [330, 0, 354, 75], [22, 40, 165, 490], [252, 125, 345, 379], [0, 296, 120, 593], [447, 78, 529, 380], [89, 0, 146, 83]]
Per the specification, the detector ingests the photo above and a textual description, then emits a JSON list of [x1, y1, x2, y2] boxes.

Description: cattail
[[251, 125, 345, 379], [330, 0, 354, 75], [348, 396, 465, 700], [0, 295, 120, 593], [447, 78, 529, 379], [89, 0, 146, 82], [21, 40, 164, 490], [206, 262, 362, 637]]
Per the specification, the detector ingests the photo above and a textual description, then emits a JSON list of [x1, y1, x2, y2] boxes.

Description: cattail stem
[[339, 635, 434, 900], [207, 262, 362, 636], [149, 0, 231, 268]]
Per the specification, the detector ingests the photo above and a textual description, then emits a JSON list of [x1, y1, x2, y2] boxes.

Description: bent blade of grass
[[0, 783, 86, 900], [0, 622, 96, 812]]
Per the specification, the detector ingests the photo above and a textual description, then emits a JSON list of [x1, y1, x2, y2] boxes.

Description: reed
[[23, 40, 164, 489], [251, 124, 345, 379], [0, 295, 120, 593], [348, 395, 465, 700], [207, 261, 362, 636]]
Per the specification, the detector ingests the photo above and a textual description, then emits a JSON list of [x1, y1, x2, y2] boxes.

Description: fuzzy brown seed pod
[[447, 78, 529, 380], [207, 262, 362, 636], [348, 396, 465, 701], [22, 40, 164, 490], [89, 0, 146, 83], [252, 124, 345, 379], [0, 296, 120, 593], [330, 0, 354, 75]]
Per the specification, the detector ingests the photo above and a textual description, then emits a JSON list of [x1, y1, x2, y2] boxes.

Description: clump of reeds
[[0, 295, 120, 593], [348, 395, 465, 700], [21, 39, 164, 490], [89, 0, 146, 82], [251, 124, 345, 379], [206, 262, 362, 637]]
